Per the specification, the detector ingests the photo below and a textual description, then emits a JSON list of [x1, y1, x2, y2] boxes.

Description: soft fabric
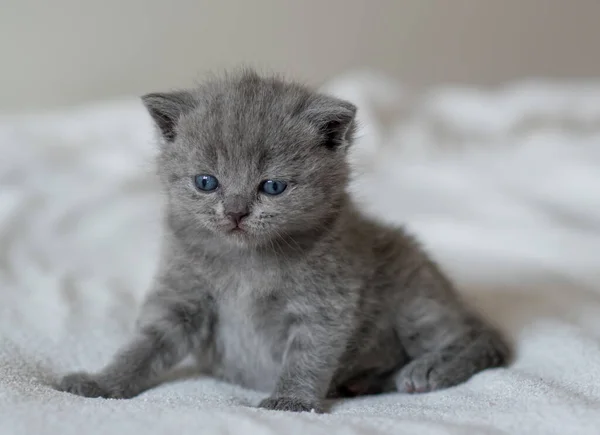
[[1, 74, 600, 434]]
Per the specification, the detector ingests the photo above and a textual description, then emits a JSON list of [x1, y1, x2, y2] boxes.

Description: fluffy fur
[[57, 70, 510, 413]]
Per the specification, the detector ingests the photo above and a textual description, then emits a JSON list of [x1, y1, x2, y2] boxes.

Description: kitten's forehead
[[178, 76, 318, 173]]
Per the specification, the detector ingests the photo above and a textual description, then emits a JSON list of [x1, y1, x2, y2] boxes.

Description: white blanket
[[1, 74, 600, 434]]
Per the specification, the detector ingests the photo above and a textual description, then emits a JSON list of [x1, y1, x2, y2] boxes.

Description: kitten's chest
[[210, 267, 291, 391]]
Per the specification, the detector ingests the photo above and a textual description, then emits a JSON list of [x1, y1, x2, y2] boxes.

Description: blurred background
[[2, 0, 600, 112]]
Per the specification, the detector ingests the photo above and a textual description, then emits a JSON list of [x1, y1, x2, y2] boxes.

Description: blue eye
[[261, 180, 288, 195], [194, 175, 219, 192]]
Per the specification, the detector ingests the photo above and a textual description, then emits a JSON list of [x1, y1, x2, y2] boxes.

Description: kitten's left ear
[[306, 95, 357, 150], [141, 91, 197, 142]]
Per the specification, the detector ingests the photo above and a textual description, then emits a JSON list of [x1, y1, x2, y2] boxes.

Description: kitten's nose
[[226, 210, 249, 226]]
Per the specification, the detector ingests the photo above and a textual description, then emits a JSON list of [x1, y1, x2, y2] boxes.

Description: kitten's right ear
[[141, 91, 197, 142]]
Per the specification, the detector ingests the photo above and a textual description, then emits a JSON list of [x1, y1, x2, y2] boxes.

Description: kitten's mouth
[[221, 222, 253, 241], [226, 224, 247, 235], [225, 225, 254, 244]]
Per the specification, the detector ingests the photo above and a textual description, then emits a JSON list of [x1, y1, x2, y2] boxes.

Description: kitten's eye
[[194, 175, 219, 192], [260, 180, 288, 196]]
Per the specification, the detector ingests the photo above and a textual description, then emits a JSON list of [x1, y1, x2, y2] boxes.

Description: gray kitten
[[57, 70, 510, 412]]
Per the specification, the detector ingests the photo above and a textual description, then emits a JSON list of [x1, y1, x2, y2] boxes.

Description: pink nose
[[227, 211, 249, 226]]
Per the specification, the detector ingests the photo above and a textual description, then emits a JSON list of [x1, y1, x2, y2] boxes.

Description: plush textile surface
[[1, 74, 600, 434]]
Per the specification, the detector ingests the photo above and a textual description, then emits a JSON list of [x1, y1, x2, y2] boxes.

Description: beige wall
[[1, 0, 599, 111]]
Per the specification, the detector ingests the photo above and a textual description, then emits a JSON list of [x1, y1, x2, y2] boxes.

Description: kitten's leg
[[393, 263, 510, 393], [259, 316, 351, 413], [57, 289, 215, 399]]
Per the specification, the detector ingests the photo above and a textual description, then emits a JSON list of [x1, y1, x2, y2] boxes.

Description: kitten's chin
[[211, 223, 289, 251], [220, 228, 259, 249], [222, 228, 288, 251]]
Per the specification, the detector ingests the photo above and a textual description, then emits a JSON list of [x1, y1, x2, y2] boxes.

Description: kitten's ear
[[306, 96, 357, 150], [141, 91, 197, 142]]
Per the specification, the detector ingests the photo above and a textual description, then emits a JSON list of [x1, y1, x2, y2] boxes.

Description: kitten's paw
[[56, 372, 137, 399], [258, 396, 323, 413], [56, 372, 109, 398], [396, 331, 511, 394], [395, 354, 458, 394]]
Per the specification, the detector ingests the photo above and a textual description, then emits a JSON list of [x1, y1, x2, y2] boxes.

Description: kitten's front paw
[[56, 372, 109, 398], [395, 354, 464, 394], [57, 372, 138, 399], [258, 396, 323, 413]]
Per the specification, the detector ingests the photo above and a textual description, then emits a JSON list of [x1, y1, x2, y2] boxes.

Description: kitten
[[57, 69, 510, 412]]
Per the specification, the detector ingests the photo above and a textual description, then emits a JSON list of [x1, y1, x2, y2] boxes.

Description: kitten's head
[[142, 70, 356, 248]]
